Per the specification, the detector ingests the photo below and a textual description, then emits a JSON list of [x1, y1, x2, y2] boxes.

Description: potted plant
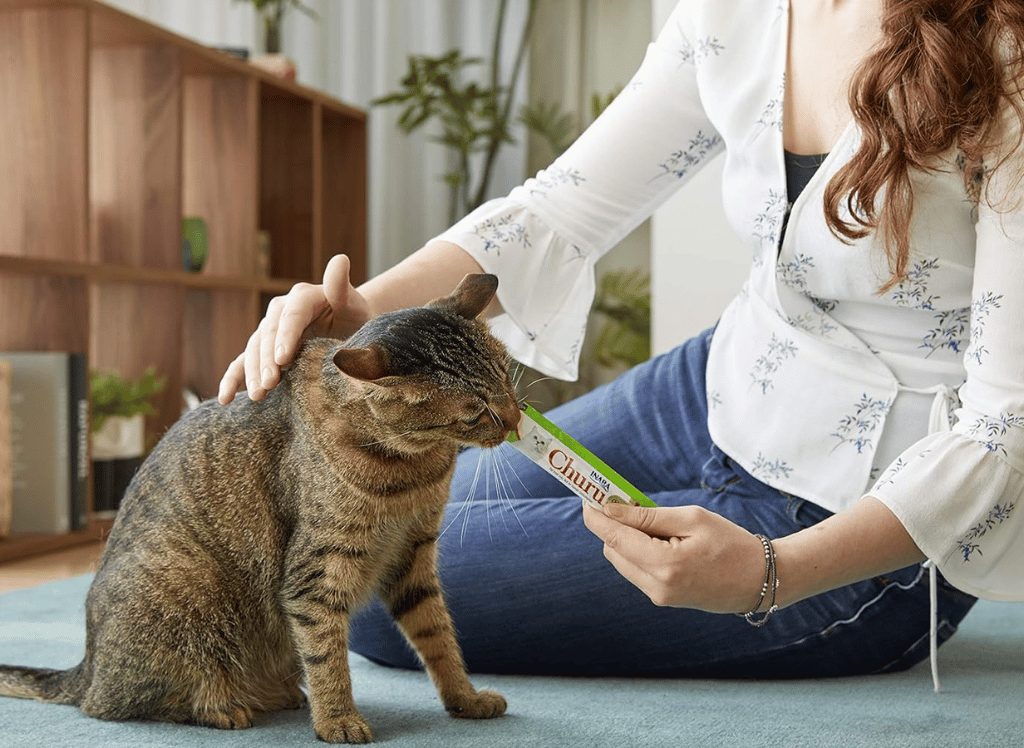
[[90, 367, 166, 517], [235, 0, 318, 81]]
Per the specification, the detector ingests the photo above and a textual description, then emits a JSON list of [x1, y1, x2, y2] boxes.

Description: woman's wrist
[[770, 496, 926, 610], [735, 534, 780, 626]]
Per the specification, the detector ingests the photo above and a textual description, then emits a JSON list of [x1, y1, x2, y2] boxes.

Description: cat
[[0, 273, 518, 744]]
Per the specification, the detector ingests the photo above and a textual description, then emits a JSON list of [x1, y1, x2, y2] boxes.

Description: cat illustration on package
[[0, 274, 517, 744]]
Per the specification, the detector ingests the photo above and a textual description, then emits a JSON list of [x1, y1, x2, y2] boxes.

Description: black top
[[779, 151, 828, 250], [784, 150, 828, 205]]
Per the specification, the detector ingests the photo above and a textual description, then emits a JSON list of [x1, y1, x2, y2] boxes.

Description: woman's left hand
[[582, 503, 769, 614]]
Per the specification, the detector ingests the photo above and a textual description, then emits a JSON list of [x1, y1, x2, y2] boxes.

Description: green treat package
[[507, 403, 657, 508]]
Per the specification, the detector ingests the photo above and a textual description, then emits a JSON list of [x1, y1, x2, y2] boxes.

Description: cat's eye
[[460, 400, 488, 426]]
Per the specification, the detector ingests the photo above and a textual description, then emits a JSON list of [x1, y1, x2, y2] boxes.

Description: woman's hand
[[218, 254, 372, 404], [582, 502, 769, 614]]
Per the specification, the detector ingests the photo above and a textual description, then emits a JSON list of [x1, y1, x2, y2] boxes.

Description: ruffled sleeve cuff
[[870, 431, 1024, 601], [435, 197, 597, 380]]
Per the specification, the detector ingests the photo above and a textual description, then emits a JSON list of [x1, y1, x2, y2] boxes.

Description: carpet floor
[[1, 575, 1021, 747]]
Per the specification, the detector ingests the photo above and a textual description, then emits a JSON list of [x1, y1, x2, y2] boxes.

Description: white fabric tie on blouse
[[904, 381, 959, 693]]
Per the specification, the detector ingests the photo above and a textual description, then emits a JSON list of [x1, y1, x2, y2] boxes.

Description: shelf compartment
[[182, 289, 257, 402], [260, 84, 315, 283], [0, 5, 89, 262], [182, 75, 259, 279], [321, 107, 368, 286], [90, 43, 182, 270], [0, 273, 89, 353], [90, 282, 184, 437]]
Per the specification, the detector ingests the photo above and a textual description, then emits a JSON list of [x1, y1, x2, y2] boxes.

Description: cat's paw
[[196, 704, 255, 730], [444, 688, 507, 720], [315, 713, 374, 744], [283, 684, 308, 710]]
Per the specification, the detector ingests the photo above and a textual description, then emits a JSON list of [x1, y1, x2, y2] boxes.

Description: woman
[[219, 0, 1024, 679]]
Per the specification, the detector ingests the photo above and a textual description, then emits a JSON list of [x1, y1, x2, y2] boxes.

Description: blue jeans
[[349, 328, 976, 677]]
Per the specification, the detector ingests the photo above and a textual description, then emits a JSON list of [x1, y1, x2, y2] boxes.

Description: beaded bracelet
[[737, 534, 779, 627]]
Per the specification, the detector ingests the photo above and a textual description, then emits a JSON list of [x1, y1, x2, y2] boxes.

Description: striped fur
[[0, 275, 515, 743]]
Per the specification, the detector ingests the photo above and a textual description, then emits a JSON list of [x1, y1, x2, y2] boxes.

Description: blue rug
[[1, 575, 1022, 747]]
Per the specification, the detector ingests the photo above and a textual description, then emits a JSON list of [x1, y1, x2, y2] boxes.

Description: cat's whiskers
[[463, 453, 489, 545], [439, 445, 531, 544], [490, 446, 529, 538], [484, 403, 501, 427], [510, 362, 526, 389], [484, 455, 495, 543], [440, 451, 486, 545], [497, 442, 532, 496]]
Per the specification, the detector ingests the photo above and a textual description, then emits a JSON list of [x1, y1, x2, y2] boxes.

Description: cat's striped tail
[[0, 663, 83, 705]]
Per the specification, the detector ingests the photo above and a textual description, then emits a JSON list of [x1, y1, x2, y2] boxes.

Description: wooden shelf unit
[[0, 0, 367, 563]]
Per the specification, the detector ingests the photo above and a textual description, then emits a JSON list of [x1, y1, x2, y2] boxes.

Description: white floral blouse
[[436, 0, 1024, 602]]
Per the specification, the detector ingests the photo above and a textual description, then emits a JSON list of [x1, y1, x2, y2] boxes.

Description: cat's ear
[[332, 345, 390, 381], [428, 273, 498, 320]]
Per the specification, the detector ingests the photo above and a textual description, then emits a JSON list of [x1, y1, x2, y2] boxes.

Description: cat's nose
[[494, 395, 522, 434]]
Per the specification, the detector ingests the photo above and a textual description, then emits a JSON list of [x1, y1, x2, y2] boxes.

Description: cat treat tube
[[507, 404, 657, 509]]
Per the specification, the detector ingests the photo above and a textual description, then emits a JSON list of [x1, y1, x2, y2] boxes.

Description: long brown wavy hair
[[823, 0, 1024, 292]]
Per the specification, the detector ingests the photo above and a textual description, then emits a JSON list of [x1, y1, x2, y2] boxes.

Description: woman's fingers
[[217, 255, 366, 405], [217, 352, 246, 405], [582, 502, 766, 613], [322, 254, 352, 311]]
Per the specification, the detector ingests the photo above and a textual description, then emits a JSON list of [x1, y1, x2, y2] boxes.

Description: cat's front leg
[[281, 584, 373, 743], [381, 535, 506, 721]]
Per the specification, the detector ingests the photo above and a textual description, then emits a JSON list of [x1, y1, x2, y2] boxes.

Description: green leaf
[[518, 100, 577, 156], [590, 88, 620, 120], [90, 366, 167, 433]]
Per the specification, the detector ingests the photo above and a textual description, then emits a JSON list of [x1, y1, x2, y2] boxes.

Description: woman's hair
[[823, 0, 1024, 292]]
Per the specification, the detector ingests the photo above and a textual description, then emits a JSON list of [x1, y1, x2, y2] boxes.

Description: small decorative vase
[[91, 413, 145, 519], [182, 216, 208, 272]]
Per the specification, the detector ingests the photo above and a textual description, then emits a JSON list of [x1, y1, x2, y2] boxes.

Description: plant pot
[[91, 413, 145, 519]]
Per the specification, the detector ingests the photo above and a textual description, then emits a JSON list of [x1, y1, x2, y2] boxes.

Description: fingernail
[[603, 502, 626, 518], [275, 345, 287, 364], [262, 367, 275, 387]]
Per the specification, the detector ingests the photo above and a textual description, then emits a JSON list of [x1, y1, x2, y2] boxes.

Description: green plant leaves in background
[[90, 366, 167, 433], [592, 269, 651, 369]]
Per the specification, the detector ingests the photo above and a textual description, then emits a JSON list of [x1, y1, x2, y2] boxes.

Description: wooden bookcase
[[0, 0, 367, 562]]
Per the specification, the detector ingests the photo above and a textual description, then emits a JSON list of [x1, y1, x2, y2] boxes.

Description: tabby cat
[[0, 274, 518, 744]]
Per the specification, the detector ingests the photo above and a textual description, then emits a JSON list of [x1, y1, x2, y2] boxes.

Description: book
[[0, 352, 89, 534]]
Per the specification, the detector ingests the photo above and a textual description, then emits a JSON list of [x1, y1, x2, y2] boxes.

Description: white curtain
[[103, 0, 531, 277]]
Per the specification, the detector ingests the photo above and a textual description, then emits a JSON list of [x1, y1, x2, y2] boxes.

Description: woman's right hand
[[218, 254, 372, 404]]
